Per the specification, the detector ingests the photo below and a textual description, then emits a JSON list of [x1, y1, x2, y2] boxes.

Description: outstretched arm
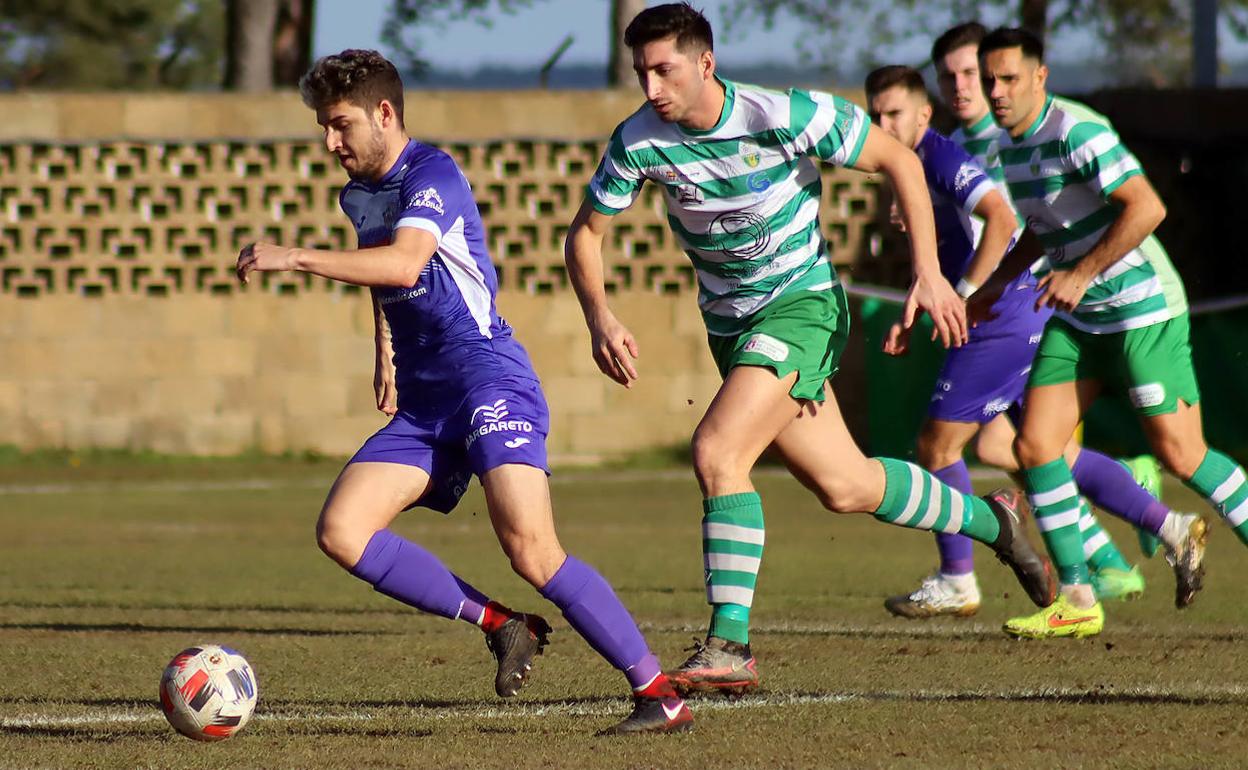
[[235, 227, 437, 289], [564, 198, 640, 387], [850, 125, 967, 348]]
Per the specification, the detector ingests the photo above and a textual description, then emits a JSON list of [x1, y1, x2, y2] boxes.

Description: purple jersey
[[916, 128, 1042, 338], [340, 140, 537, 415]]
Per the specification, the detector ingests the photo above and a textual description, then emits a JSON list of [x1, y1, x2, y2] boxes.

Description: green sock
[[1187, 449, 1248, 545], [703, 493, 764, 645], [1023, 459, 1089, 585], [874, 458, 999, 543], [1078, 499, 1131, 571]]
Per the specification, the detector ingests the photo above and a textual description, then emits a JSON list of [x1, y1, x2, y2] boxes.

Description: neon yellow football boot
[[1090, 565, 1145, 601], [1003, 594, 1104, 639], [1123, 455, 1164, 558]]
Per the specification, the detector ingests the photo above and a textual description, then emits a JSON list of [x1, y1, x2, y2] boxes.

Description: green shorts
[[1028, 314, 1201, 416], [706, 284, 850, 402]]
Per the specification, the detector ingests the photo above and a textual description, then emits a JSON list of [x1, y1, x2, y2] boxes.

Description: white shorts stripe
[[704, 522, 766, 545], [1030, 481, 1079, 508], [705, 553, 762, 573], [893, 464, 926, 526], [914, 474, 944, 531], [1211, 468, 1246, 506], [941, 493, 966, 534], [1036, 506, 1081, 532], [1082, 530, 1110, 558], [1226, 499, 1248, 528], [707, 584, 755, 607]]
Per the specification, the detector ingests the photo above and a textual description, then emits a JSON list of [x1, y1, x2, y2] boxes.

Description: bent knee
[[691, 430, 752, 492], [809, 472, 880, 515], [316, 518, 374, 571], [1014, 433, 1062, 469], [497, 532, 565, 587]]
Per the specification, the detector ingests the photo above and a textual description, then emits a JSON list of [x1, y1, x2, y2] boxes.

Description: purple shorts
[[927, 307, 1051, 425], [348, 376, 550, 513]]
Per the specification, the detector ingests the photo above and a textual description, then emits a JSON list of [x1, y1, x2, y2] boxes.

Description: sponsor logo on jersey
[[676, 184, 704, 205], [407, 186, 445, 216], [466, 398, 534, 449], [746, 171, 771, 193], [710, 211, 771, 259], [378, 285, 428, 305]]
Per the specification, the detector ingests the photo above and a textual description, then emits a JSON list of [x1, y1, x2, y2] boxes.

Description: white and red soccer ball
[[159, 644, 258, 741]]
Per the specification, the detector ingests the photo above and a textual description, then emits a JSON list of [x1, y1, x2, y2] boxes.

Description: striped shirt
[[586, 78, 870, 336], [996, 94, 1187, 333]]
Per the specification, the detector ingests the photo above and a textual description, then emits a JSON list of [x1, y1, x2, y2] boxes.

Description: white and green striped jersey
[[999, 94, 1187, 333], [951, 111, 1007, 190], [586, 78, 870, 336]]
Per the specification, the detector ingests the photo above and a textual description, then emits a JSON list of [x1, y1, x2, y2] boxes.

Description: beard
[[344, 124, 389, 181]]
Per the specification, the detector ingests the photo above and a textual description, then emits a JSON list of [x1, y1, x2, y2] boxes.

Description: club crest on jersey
[[953, 163, 978, 193], [407, 186, 445, 216], [739, 140, 761, 168]]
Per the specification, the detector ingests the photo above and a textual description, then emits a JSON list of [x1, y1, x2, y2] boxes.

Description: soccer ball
[[159, 644, 258, 741]]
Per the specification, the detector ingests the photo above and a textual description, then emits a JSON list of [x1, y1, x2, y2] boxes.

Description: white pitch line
[[5, 683, 1248, 730], [0, 468, 1011, 496]]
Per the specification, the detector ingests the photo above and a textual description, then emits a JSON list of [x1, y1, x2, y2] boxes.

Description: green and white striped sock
[[1078, 499, 1131, 571], [1187, 449, 1248, 545], [702, 493, 765, 645], [874, 458, 1000, 543], [1023, 459, 1089, 585]]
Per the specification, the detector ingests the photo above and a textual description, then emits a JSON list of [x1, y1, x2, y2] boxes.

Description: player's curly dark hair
[[299, 49, 405, 127], [623, 2, 713, 53]]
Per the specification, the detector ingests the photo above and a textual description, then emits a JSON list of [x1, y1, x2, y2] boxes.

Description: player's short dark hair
[[978, 26, 1045, 63], [864, 65, 930, 103], [623, 2, 713, 54], [931, 22, 988, 65], [299, 49, 405, 127]]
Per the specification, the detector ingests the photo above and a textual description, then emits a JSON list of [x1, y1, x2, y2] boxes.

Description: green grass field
[[2, 456, 1247, 769]]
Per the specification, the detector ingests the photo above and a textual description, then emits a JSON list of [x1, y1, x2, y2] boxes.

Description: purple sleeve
[[925, 138, 993, 218], [394, 153, 469, 245]]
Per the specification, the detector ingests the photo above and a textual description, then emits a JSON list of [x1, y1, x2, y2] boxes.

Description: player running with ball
[[235, 49, 691, 734]]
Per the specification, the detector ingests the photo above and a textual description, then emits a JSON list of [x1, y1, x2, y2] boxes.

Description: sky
[[312, 0, 1242, 76], [312, 0, 819, 70]]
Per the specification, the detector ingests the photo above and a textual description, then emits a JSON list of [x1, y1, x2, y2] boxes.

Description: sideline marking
[[5, 682, 1248, 731]]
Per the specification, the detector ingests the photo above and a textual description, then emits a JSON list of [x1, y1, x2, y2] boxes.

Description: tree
[[608, 0, 647, 87], [0, 0, 223, 90], [720, 0, 1248, 86], [382, 0, 540, 78], [383, 0, 646, 86], [224, 0, 313, 91]]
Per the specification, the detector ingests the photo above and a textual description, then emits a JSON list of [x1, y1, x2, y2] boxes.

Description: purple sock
[[1071, 449, 1169, 532], [350, 529, 488, 623], [932, 460, 975, 575], [539, 555, 654, 689]]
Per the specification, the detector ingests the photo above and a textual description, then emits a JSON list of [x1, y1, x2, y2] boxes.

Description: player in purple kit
[[234, 49, 691, 735], [866, 65, 1161, 616]]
